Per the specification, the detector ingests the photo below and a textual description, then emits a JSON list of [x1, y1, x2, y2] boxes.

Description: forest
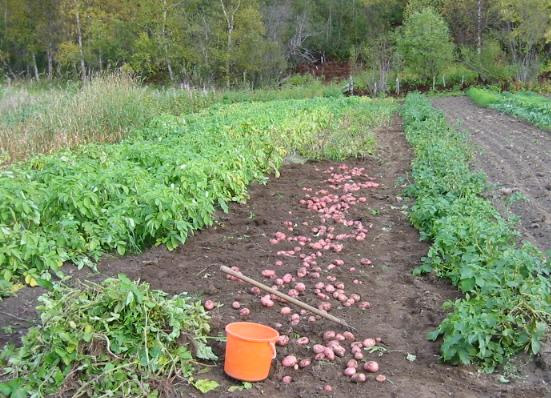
[[1, 0, 550, 91]]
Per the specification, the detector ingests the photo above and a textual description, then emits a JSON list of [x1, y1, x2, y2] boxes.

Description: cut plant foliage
[[0, 275, 217, 397]]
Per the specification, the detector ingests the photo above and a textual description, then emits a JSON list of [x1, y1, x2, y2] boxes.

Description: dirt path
[[1, 119, 549, 397], [432, 96, 551, 253]]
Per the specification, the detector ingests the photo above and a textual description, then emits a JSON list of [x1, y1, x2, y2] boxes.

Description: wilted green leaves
[[0, 275, 217, 396]]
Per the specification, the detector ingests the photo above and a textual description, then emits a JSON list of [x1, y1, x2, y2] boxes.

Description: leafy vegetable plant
[[0, 97, 395, 295], [467, 88, 550, 131], [402, 93, 551, 371], [0, 275, 217, 397]]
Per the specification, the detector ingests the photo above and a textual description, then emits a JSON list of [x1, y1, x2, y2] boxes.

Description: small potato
[[323, 347, 335, 360], [204, 300, 215, 311], [232, 301, 241, 309], [343, 367, 356, 377], [375, 374, 386, 383], [282, 375, 292, 384], [281, 355, 297, 367], [343, 331, 355, 341], [296, 337, 309, 345], [313, 344, 326, 354], [277, 335, 289, 346], [299, 358, 311, 368], [363, 338, 376, 348], [364, 361, 379, 373], [280, 307, 292, 315], [239, 308, 250, 317]]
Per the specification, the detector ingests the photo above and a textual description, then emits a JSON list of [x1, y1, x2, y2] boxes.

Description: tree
[[397, 7, 454, 89], [497, 0, 550, 82]]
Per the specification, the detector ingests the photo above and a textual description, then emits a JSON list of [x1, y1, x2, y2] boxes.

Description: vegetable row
[[402, 93, 550, 371]]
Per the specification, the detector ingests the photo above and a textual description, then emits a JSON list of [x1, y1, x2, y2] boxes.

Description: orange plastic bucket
[[224, 322, 279, 381]]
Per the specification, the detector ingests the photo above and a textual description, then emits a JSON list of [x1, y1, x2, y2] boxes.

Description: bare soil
[[1, 118, 549, 397], [432, 96, 551, 253]]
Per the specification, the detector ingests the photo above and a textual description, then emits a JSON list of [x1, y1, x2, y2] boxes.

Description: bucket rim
[[225, 321, 279, 342]]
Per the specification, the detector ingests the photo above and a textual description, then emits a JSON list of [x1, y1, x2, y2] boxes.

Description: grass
[[0, 75, 343, 165], [466, 87, 551, 130], [465, 87, 502, 107]]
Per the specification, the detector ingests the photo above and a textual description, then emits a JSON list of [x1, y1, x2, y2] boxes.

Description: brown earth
[[1, 118, 549, 397], [296, 61, 350, 82], [432, 96, 551, 253]]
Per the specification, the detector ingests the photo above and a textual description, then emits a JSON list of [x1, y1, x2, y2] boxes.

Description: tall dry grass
[[0, 75, 216, 165], [0, 74, 344, 165]]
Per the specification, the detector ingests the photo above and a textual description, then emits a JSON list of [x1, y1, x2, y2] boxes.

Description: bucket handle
[[269, 341, 277, 359]]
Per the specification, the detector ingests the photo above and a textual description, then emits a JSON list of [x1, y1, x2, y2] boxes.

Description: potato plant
[[0, 275, 216, 397], [0, 97, 395, 295], [467, 88, 551, 131], [402, 93, 551, 371]]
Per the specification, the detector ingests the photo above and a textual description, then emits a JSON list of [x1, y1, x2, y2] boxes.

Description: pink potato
[[282, 375, 292, 384], [239, 308, 250, 317], [351, 373, 367, 383], [343, 331, 355, 341], [343, 367, 356, 377], [375, 374, 386, 383], [313, 344, 326, 354], [280, 306, 292, 315], [231, 301, 241, 309], [204, 300, 215, 311], [323, 347, 335, 360], [295, 282, 306, 292], [297, 337, 309, 345], [262, 269, 276, 278], [333, 345, 346, 357], [323, 384, 333, 393], [364, 361, 379, 373], [363, 338, 376, 348], [277, 335, 289, 346], [281, 355, 297, 367]]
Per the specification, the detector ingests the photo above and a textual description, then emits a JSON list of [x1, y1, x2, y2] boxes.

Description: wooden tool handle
[[220, 265, 355, 331]]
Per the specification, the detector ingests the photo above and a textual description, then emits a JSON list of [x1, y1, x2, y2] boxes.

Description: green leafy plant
[[467, 88, 551, 130], [0, 275, 217, 397], [0, 97, 395, 296], [402, 93, 551, 371]]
